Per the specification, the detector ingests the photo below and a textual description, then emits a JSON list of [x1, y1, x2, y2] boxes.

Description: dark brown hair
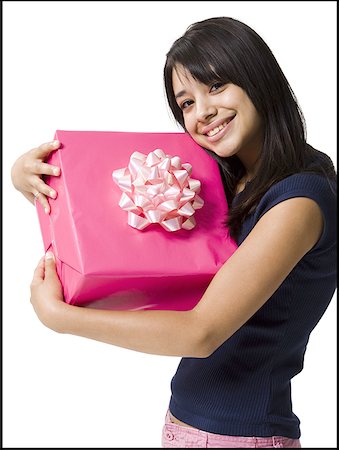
[[164, 17, 336, 240]]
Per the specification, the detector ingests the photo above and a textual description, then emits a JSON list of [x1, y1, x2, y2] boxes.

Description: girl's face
[[172, 65, 263, 171]]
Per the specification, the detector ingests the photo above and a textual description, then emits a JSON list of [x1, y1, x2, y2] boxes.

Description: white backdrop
[[3, 1, 337, 448]]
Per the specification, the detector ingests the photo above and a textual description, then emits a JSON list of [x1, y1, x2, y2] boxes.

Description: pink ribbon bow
[[112, 149, 204, 231]]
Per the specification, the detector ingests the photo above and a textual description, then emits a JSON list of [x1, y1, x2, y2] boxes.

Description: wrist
[[48, 301, 74, 334]]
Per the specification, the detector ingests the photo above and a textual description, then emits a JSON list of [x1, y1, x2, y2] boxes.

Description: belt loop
[[203, 432, 208, 447]]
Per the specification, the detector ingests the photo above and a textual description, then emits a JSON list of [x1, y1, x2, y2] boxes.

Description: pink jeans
[[162, 410, 302, 448]]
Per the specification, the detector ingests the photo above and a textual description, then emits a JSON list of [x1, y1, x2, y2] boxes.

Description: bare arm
[[30, 197, 323, 357]]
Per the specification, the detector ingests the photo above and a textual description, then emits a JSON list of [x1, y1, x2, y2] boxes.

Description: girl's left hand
[[30, 252, 66, 332]]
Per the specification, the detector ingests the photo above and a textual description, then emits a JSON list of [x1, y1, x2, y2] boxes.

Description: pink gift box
[[36, 130, 237, 311]]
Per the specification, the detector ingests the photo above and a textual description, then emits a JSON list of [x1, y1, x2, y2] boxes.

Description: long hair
[[164, 17, 336, 240]]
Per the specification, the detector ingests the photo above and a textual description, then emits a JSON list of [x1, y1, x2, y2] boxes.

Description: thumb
[[44, 252, 63, 299], [44, 251, 57, 276]]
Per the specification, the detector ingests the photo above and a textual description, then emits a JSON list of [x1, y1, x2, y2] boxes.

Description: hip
[[162, 410, 302, 448]]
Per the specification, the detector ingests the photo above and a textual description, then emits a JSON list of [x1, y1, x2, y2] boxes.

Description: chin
[[208, 148, 232, 159], [212, 144, 238, 159]]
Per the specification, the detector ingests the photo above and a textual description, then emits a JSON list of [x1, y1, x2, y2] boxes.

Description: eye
[[180, 99, 194, 110], [210, 82, 224, 92]]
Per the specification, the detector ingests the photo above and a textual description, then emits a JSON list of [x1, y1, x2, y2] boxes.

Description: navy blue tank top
[[169, 168, 337, 438]]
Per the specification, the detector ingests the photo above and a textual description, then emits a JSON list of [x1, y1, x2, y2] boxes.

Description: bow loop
[[112, 149, 204, 231]]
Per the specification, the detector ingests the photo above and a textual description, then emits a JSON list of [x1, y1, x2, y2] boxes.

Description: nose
[[196, 99, 217, 123]]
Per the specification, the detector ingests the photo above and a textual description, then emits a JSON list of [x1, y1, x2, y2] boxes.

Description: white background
[[3, 1, 337, 448]]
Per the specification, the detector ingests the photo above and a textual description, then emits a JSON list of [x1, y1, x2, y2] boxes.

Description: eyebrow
[[175, 90, 187, 100]]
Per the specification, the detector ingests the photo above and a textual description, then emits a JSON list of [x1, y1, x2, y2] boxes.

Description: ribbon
[[112, 148, 204, 231]]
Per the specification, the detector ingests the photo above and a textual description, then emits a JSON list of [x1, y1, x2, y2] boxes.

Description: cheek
[[183, 117, 196, 136]]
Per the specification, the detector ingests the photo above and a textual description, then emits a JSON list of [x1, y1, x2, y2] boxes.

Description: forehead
[[172, 65, 201, 93]]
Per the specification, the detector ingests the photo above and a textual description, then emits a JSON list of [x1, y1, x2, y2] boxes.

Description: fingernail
[[44, 207, 50, 214], [52, 140, 60, 147], [53, 167, 60, 175], [50, 190, 56, 198], [45, 252, 54, 260]]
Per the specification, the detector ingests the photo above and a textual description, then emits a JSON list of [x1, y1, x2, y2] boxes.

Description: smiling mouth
[[205, 116, 235, 137]]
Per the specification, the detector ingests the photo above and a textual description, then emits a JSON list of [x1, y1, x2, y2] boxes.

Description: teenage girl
[[11, 17, 336, 448]]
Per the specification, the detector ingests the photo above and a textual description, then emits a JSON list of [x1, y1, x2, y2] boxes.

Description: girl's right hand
[[11, 140, 61, 214]]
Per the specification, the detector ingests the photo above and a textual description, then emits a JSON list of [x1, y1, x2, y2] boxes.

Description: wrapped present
[[36, 130, 237, 311]]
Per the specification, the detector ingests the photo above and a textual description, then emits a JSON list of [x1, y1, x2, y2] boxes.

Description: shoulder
[[254, 196, 323, 251], [254, 172, 337, 252], [256, 172, 336, 219]]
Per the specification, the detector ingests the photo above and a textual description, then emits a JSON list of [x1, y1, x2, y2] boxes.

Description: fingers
[[29, 141, 61, 176], [32, 177, 58, 214], [34, 140, 61, 159], [34, 178, 57, 199], [33, 191, 51, 214], [28, 141, 61, 213], [33, 161, 61, 177]]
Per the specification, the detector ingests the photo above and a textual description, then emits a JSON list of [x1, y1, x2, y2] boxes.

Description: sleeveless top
[[169, 166, 337, 438]]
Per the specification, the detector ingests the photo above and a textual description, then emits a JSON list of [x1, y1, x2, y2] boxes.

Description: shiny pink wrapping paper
[[36, 130, 237, 310]]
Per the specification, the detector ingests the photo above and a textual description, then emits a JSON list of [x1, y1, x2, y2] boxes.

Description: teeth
[[207, 121, 227, 137]]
